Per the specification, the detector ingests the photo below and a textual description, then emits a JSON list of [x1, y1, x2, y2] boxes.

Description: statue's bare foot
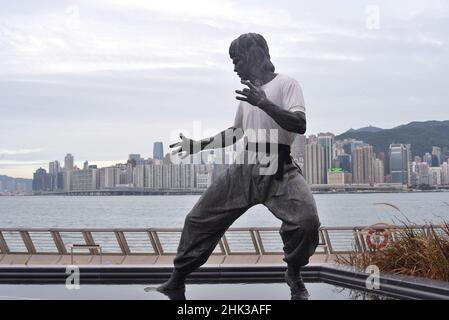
[[285, 270, 310, 300]]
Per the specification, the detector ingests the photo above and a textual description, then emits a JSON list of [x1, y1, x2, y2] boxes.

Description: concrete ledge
[[0, 254, 31, 265], [121, 255, 158, 265], [0, 264, 448, 299]]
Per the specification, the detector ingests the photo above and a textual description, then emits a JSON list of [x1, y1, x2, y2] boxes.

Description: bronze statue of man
[[158, 33, 321, 300]]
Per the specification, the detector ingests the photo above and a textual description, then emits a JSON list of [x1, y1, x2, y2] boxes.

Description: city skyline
[[27, 136, 449, 195], [2, 1, 449, 178]]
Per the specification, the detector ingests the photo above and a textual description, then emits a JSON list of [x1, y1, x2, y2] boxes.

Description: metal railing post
[[20, 231, 36, 254], [115, 231, 131, 255], [322, 228, 333, 254], [51, 231, 67, 254], [250, 230, 264, 255], [82, 231, 98, 255], [148, 231, 163, 255], [0, 232, 10, 254]]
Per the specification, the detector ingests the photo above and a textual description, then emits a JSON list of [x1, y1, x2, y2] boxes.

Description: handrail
[[0, 225, 446, 256]]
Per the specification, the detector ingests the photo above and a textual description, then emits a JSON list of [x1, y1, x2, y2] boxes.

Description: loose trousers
[[173, 161, 321, 275]]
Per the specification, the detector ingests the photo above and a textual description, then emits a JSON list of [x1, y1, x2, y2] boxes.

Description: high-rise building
[[304, 143, 325, 184], [429, 167, 442, 186], [327, 169, 345, 185], [64, 154, 74, 171], [352, 145, 374, 184], [133, 164, 146, 188], [373, 158, 385, 183], [32, 168, 52, 192], [417, 162, 430, 185], [423, 152, 432, 165], [153, 142, 164, 161], [71, 167, 99, 191], [336, 154, 351, 173], [432, 146, 442, 166], [99, 167, 116, 188], [317, 134, 334, 183], [389, 144, 411, 185], [48, 160, 61, 191], [441, 163, 449, 185]]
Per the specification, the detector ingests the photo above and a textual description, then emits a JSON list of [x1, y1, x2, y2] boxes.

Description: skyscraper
[[432, 146, 442, 165], [389, 144, 411, 185], [64, 153, 74, 171], [352, 145, 374, 184], [32, 168, 52, 192], [373, 158, 385, 183], [317, 134, 334, 183], [304, 142, 325, 184], [153, 142, 164, 161], [49, 160, 61, 191]]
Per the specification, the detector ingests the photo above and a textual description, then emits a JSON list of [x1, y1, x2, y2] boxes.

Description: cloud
[[1, 0, 449, 178], [0, 148, 46, 156]]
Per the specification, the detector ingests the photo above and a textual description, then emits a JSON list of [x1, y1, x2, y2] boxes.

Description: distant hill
[[346, 125, 383, 133], [336, 120, 449, 157]]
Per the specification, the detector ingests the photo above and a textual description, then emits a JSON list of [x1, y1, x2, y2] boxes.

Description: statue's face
[[232, 54, 250, 81], [231, 48, 265, 82]]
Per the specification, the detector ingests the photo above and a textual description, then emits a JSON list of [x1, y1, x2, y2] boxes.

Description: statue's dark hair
[[229, 33, 275, 72]]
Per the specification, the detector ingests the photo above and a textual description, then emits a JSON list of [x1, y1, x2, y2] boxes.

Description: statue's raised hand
[[170, 133, 201, 160]]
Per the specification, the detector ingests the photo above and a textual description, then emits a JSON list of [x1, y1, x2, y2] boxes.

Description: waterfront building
[[428, 167, 442, 186], [48, 160, 61, 191], [180, 164, 195, 189], [335, 154, 351, 173], [417, 162, 430, 186], [373, 158, 385, 183], [153, 142, 164, 161], [441, 162, 449, 185], [196, 173, 211, 189], [64, 154, 74, 171], [133, 164, 146, 188], [327, 168, 345, 185], [32, 168, 52, 192], [432, 146, 442, 165], [389, 144, 411, 185], [99, 167, 116, 188], [352, 145, 374, 184], [71, 167, 99, 191], [423, 152, 432, 165], [304, 142, 325, 184], [317, 134, 334, 183]]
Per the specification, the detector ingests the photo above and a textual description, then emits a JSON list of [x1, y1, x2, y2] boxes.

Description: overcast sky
[[1, 0, 448, 178]]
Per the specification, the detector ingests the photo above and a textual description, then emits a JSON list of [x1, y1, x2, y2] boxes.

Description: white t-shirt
[[233, 73, 305, 145]]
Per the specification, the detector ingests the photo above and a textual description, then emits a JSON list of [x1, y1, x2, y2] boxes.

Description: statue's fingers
[[241, 80, 257, 89], [169, 141, 181, 148], [236, 96, 249, 102], [235, 90, 248, 96]]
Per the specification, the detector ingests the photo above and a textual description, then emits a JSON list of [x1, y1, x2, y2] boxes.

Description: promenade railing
[[0, 225, 446, 258]]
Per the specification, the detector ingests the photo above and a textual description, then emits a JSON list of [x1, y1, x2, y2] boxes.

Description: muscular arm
[[170, 126, 244, 158], [259, 100, 307, 134], [199, 126, 244, 151]]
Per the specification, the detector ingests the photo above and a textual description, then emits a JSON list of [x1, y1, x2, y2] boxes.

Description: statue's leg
[[263, 164, 320, 299], [157, 165, 255, 293]]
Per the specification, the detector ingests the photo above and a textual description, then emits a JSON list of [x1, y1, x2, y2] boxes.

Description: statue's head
[[229, 33, 275, 83]]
